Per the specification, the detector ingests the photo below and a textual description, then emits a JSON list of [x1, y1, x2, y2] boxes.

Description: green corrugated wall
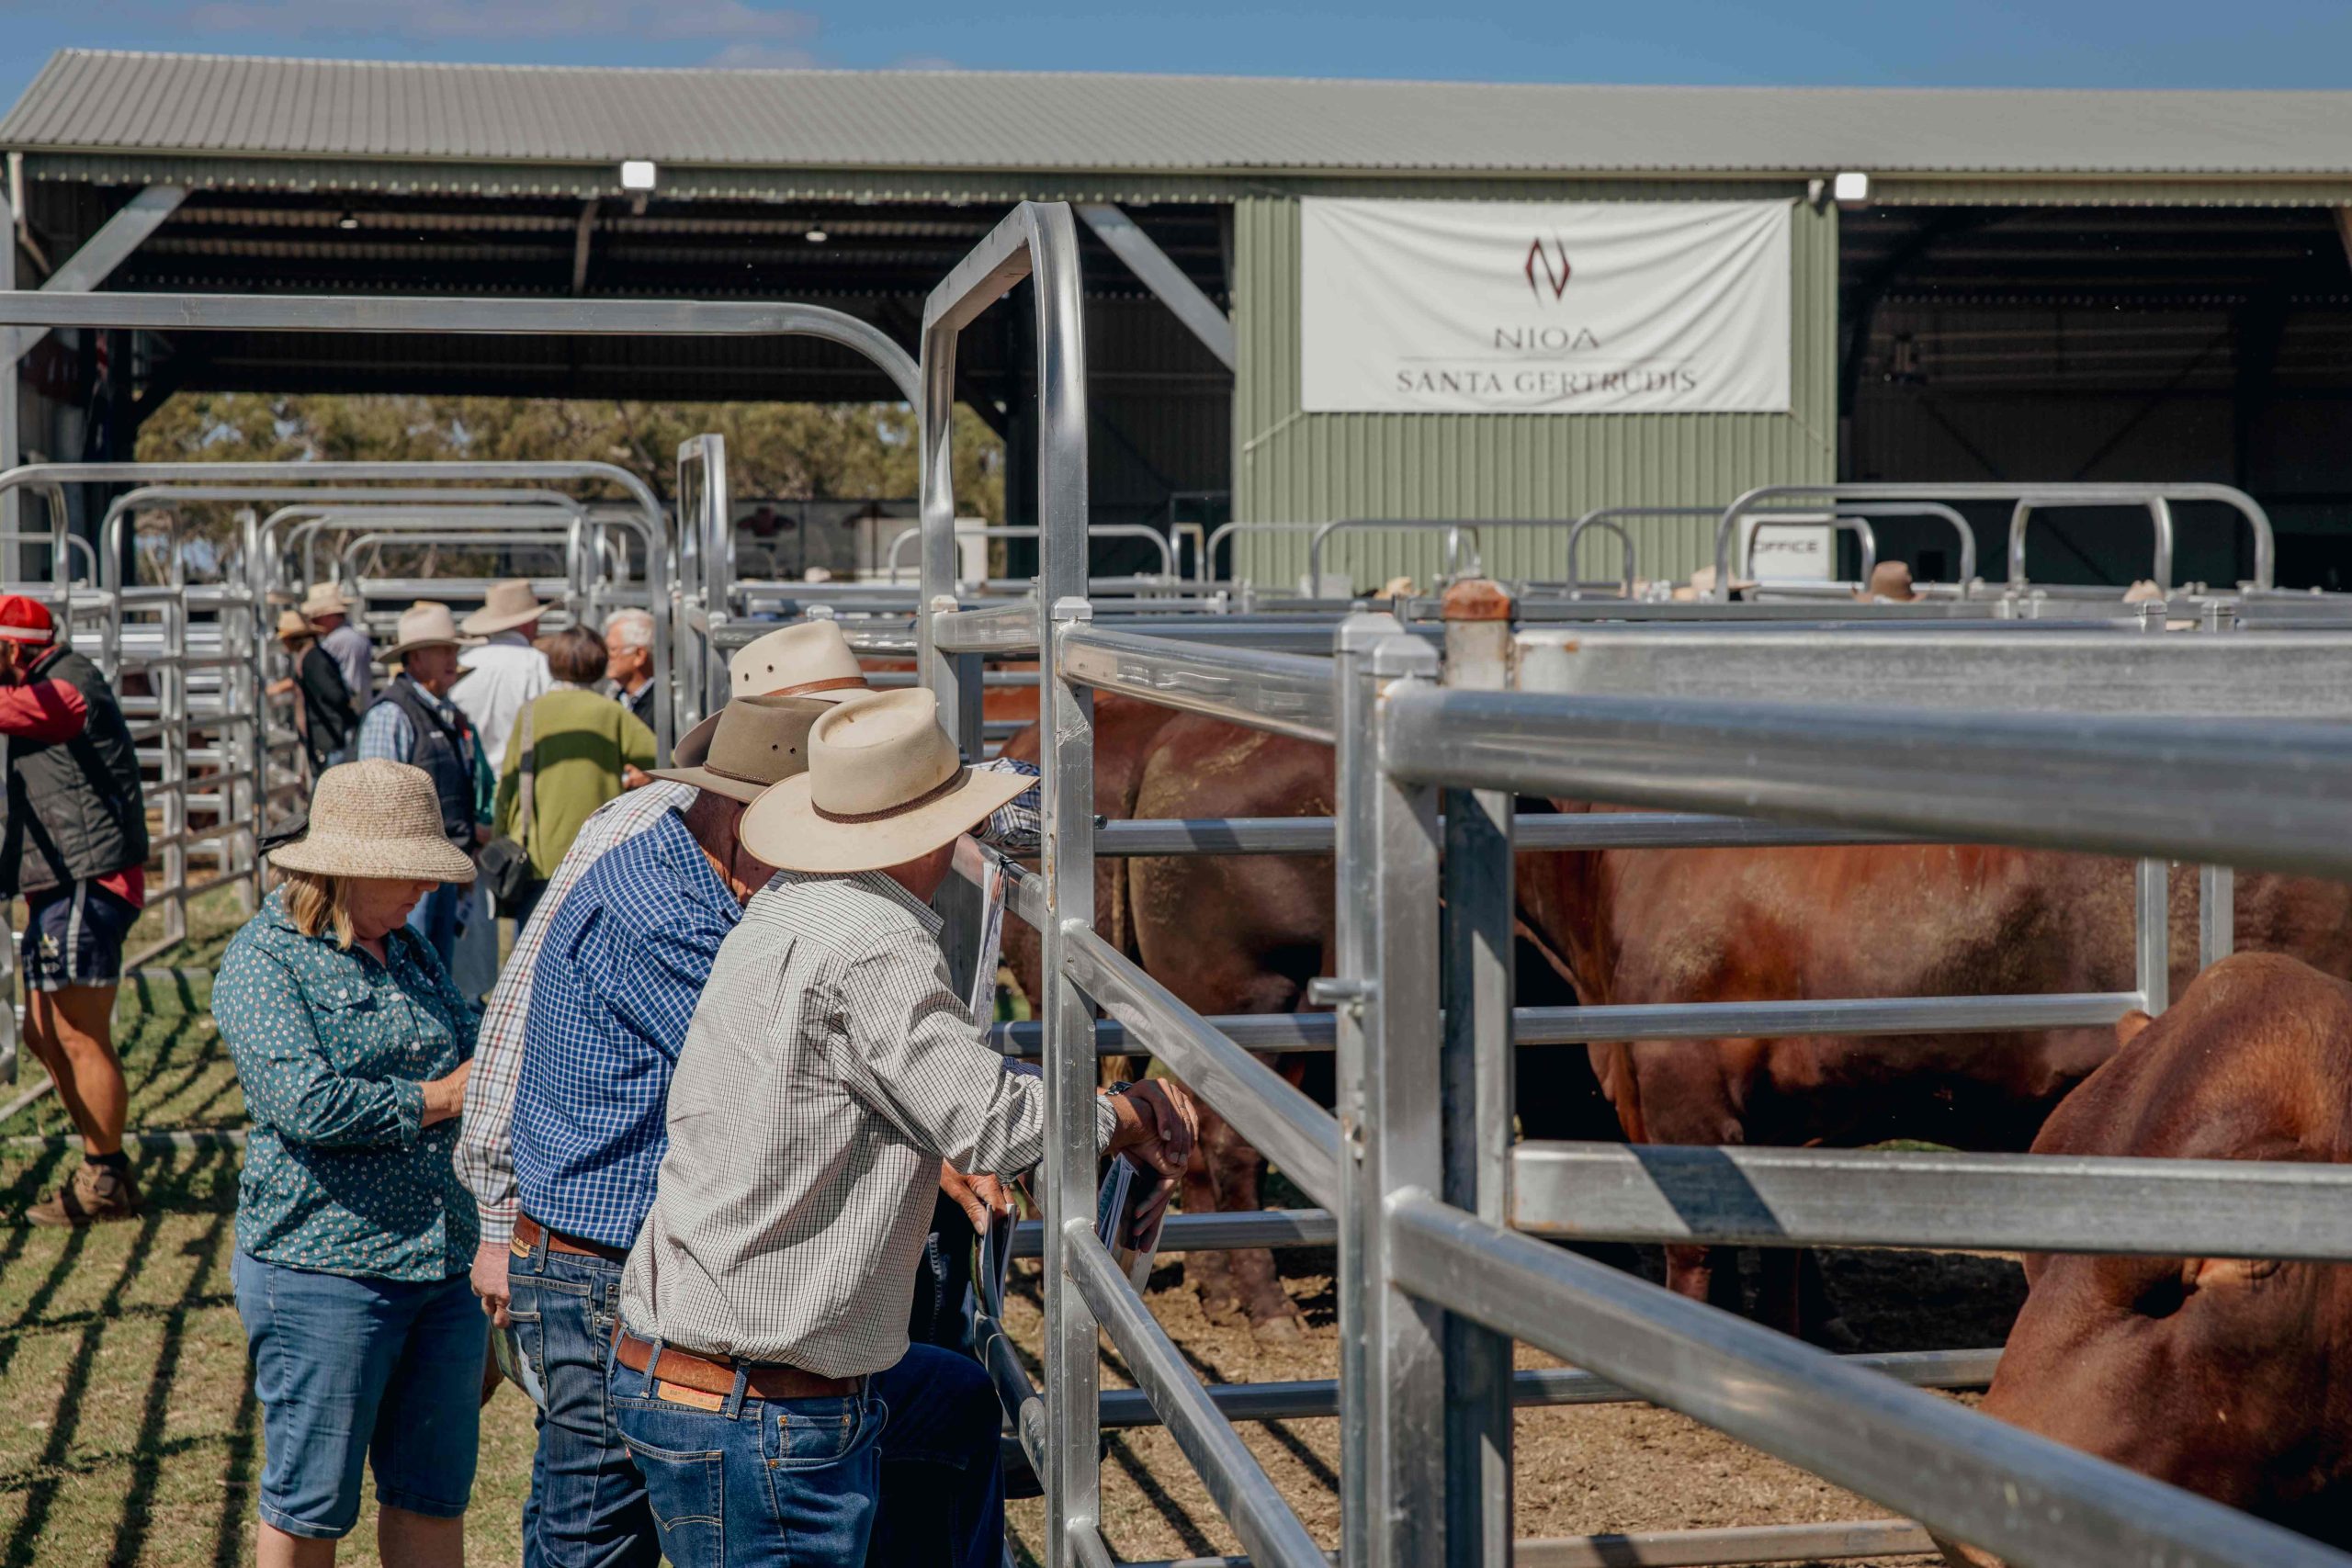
[[1231, 182, 1839, 592]]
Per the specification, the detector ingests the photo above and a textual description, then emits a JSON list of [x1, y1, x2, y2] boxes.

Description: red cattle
[[1516, 830, 2352, 1332], [1958, 952, 2352, 1556]]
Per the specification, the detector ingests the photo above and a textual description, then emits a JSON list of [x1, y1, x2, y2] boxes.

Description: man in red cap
[[0, 594, 151, 1224]]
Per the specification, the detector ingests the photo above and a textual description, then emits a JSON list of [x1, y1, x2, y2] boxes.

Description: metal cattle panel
[[1514, 626, 2352, 716], [1510, 1142, 2352, 1260]]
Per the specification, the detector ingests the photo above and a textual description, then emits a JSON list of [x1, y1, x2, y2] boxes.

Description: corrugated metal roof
[[5, 49, 2351, 179]]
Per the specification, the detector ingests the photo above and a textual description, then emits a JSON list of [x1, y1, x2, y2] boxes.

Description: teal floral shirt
[[216, 888, 479, 1281]]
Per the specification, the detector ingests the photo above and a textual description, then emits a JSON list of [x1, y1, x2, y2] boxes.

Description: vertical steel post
[[2135, 858, 2170, 1017], [699, 437, 731, 720], [1438, 585, 1514, 1568], [0, 186, 16, 563], [2199, 864, 2234, 974], [1336, 614, 1448, 1568]]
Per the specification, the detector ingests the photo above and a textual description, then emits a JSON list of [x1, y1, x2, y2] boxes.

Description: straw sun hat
[[300, 582, 351, 616], [461, 578, 552, 637], [728, 620, 868, 702], [651, 694, 832, 804], [269, 760, 478, 884], [275, 610, 313, 640], [741, 689, 1029, 874]]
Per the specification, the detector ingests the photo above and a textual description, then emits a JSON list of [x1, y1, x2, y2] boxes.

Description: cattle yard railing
[[7, 215, 2352, 1568], [903, 203, 2352, 1568]]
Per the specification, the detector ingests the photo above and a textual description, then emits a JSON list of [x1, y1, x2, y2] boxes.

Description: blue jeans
[[506, 1238, 657, 1568], [232, 1253, 486, 1540], [406, 878, 465, 969], [607, 1330, 1003, 1568]]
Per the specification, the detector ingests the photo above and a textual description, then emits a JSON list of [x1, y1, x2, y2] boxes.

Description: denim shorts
[[232, 1251, 488, 1540]]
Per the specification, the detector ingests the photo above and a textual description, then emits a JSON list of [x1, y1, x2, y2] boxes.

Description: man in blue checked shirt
[[494, 681, 1039, 1568]]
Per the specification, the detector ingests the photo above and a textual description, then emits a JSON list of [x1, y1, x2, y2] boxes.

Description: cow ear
[[2113, 1010, 2154, 1047], [2188, 1256, 2284, 1290]]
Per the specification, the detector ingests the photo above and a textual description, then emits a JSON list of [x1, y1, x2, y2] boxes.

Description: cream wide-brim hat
[[300, 584, 352, 615], [729, 620, 868, 702], [741, 689, 1029, 874], [460, 578, 552, 637], [383, 601, 481, 663], [268, 759, 478, 884]]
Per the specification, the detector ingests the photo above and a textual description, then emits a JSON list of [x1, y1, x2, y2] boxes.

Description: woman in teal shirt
[[215, 759, 483, 1568]]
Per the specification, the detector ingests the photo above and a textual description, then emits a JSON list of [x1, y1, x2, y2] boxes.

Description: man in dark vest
[[356, 602, 487, 968], [0, 595, 151, 1225]]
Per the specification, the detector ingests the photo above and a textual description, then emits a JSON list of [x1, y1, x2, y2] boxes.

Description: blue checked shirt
[[512, 807, 738, 1250]]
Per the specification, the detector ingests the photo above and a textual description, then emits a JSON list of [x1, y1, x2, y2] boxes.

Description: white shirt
[[453, 631, 552, 773]]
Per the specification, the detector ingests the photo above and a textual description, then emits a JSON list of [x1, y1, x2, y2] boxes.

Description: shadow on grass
[[102, 1164, 238, 1568]]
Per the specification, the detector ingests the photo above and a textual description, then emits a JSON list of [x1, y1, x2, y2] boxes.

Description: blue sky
[[5, 0, 2349, 110]]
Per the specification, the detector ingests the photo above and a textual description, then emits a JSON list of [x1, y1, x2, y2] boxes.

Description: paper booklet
[[1094, 1158, 1168, 1292], [968, 854, 1009, 1022]]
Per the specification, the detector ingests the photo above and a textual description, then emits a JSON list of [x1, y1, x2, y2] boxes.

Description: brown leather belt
[[613, 1330, 861, 1403], [514, 1213, 628, 1266]]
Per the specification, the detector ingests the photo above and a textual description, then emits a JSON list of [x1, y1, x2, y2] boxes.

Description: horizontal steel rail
[[1382, 685, 2352, 882], [1060, 923, 1343, 1212], [1513, 1143, 2352, 1259], [987, 991, 2139, 1057], [1514, 625, 2352, 716], [1091, 1347, 2001, 1429], [1067, 1224, 1330, 1568], [1388, 1190, 2347, 1568], [1058, 624, 1337, 743], [933, 601, 1043, 654], [1012, 1208, 1336, 1258], [1089, 813, 1919, 856], [0, 292, 922, 403], [1119, 1518, 1936, 1568]]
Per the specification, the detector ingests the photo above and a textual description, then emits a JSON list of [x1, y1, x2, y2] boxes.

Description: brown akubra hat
[[649, 694, 832, 804]]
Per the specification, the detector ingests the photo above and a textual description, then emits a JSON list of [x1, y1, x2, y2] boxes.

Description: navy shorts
[[20, 880, 140, 992]]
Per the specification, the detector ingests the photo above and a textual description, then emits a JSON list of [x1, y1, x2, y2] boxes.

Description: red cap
[[0, 594, 56, 644]]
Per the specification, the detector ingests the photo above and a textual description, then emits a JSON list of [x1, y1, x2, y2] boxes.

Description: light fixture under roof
[[619, 159, 658, 192], [1832, 170, 1871, 209], [335, 211, 359, 231], [804, 226, 829, 243]]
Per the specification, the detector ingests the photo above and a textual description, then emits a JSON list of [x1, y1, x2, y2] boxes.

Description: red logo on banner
[[1524, 236, 1572, 302]]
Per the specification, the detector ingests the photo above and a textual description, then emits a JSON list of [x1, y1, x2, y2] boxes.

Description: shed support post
[[1335, 613, 1446, 1568], [1439, 585, 1514, 1568], [0, 185, 16, 555], [1076, 204, 1236, 371]]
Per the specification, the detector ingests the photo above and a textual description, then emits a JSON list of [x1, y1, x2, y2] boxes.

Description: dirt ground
[[1001, 1239, 2026, 1566]]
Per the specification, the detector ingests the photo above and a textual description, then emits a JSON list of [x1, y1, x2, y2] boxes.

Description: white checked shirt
[[454, 632, 553, 773], [620, 868, 1117, 1377]]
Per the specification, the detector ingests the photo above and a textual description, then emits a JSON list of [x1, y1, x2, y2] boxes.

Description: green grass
[[0, 886, 541, 1566]]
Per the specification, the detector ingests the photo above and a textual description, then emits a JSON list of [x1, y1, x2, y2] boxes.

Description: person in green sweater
[[493, 626, 657, 924]]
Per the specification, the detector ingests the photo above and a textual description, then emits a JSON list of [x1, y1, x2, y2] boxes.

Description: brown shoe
[[25, 1160, 141, 1227]]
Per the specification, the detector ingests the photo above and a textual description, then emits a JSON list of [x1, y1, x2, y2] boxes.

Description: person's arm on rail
[[0, 676, 86, 743], [832, 939, 1193, 1180]]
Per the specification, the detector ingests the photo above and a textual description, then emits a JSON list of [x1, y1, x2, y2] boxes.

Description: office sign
[[1299, 197, 1792, 415]]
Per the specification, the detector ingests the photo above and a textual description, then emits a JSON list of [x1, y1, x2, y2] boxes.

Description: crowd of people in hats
[[0, 578, 1140, 1565], [185, 607, 1199, 1568]]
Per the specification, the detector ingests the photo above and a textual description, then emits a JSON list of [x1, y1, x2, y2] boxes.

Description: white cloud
[[704, 39, 821, 68], [181, 0, 817, 47]]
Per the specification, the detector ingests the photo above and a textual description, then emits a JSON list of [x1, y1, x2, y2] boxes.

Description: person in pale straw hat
[[609, 690, 1197, 1568], [269, 609, 357, 778], [454, 579, 554, 773], [358, 604, 490, 967], [300, 581, 375, 707], [212, 760, 487, 1563]]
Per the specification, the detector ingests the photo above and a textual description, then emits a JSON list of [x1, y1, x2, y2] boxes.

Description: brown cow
[[1957, 952, 2352, 1557], [1518, 830, 2352, 1331]]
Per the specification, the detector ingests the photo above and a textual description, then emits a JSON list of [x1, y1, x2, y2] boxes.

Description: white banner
[[1299, 197, 1792, 415]]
